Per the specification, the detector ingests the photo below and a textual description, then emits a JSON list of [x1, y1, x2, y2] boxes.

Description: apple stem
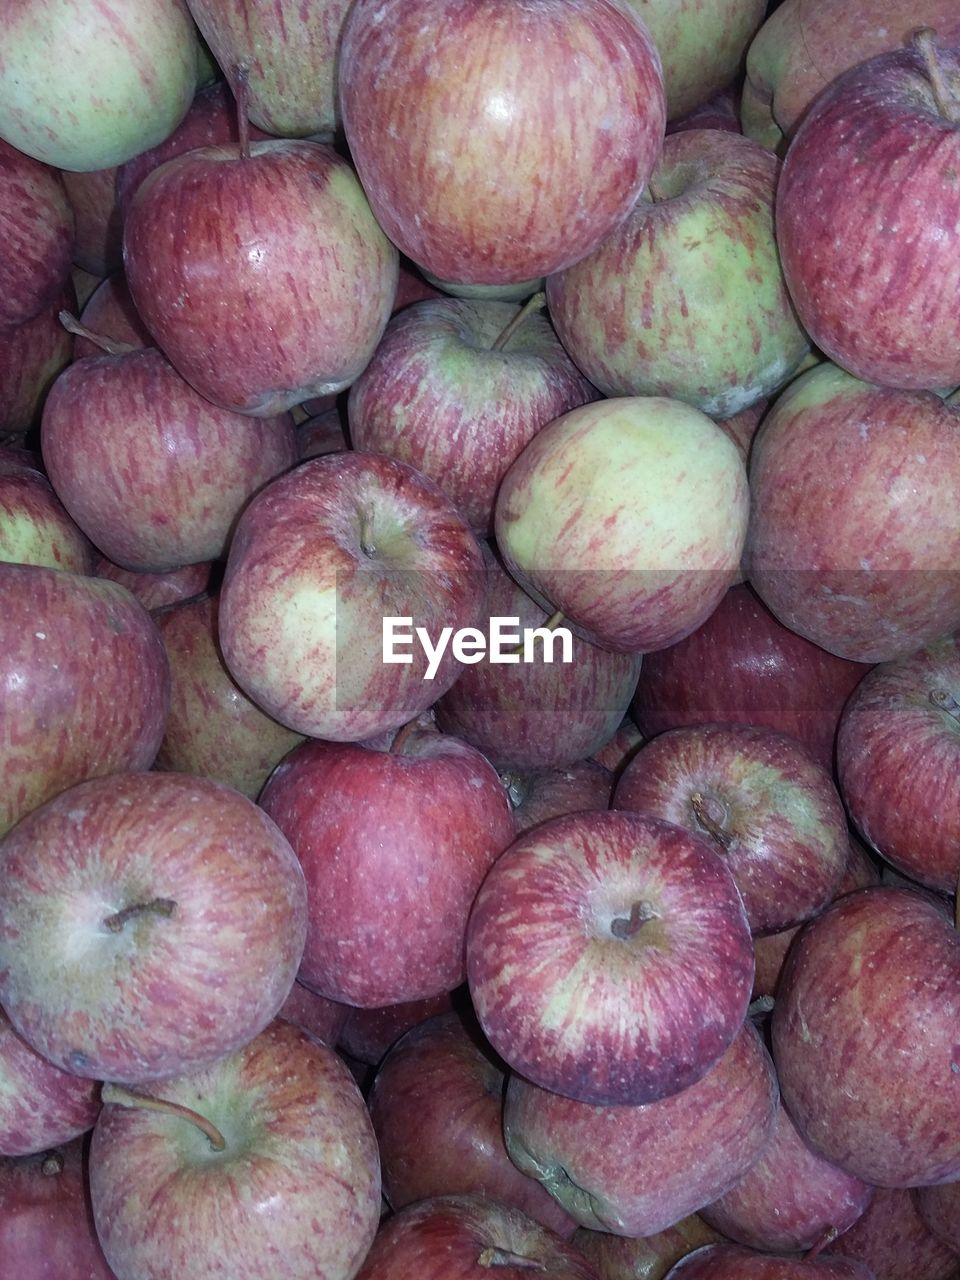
[[40, 1151, 64, 1177], [930, 687, 960, 722], [58, 312, 139, 357], [748, 995, 776, 1019], [491, 291, 546, 352], [500, 769, 529, 810], [233, 64, 252, 161], [690, 792, 734, 851], [505, 609, 565, 657], [804, 1225, 840, 1260], [390, 719, 420, 754], [102, 898, 177, 934], [913, 29, 960, 124], [610, 899, 658, 940], [101, 1082, 227, 1151], [477, 1247, 546, 1270]]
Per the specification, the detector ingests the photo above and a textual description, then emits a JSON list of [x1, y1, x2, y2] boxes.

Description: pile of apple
[[2, 0, 960, 1277]]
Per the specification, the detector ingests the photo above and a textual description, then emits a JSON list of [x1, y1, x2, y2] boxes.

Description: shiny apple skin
[[0, 1009, 100, 1157]]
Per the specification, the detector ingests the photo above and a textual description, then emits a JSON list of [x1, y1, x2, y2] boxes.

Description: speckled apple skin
[[772, 887, 960, 1187], [0, 285, 76, 437], [667, 1244, 873, 1279], [503, 1019, 778, 1237], [0, 139, 73, 327], [89, 1021, 381, 1280], [0, 452, 92, 575], [0, 772, 308, 1083], [0, 1008, 100, 1157], [916, 1181, 960, 1257], [824, 1187, 960, 1280]]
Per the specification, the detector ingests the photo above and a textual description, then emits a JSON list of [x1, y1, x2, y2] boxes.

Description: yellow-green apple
[[420, 273, 546, 305], [89, 1020, 381, 1280], [354, 1194, 597, 1280], [665, 1247, 873, 1278], [0, 449, 93, 573], [547, 130, 808, 418], [0, 1009, 100, 1157], [699, 1098, 873, 1253], [434, 549, 642, 771], [348, 296, 597, 535], [503, 1019, 778, 1236], [338, 991, 459, 1067], [613, 724, 849, 934], [123, 135, 398, 416], [504, 760, 614, 836], [466, 810, 754, 1105], [93, 555, 213, 612], [185, 0, 352, 139], [746, 363, 960, 663], [61, 167, 122, 277], [775, 35, 960, 390], [368, 1011, 577, 1237], [0, 564, 169, 836], [495, 396, 748, 653], [837, 633, 960, 894], [41, 345, 298, 572], [338, 0, 666, 286], [0, 284, 75, 437], [0, 140, 73, 328], [0, 0, 197, 171], [154, 591, 304, 798], [218, 452, 486, 742], [0, 771, 308, 1083], [259, 731, 514, 1006], [75, 274, 152, 358], [916, 1182, 960, 1256], [771, 886, 960, 1186], [572, 1216, 726, 1280], [631, 583, 870, 772], [823, 1187, 960, 1280]]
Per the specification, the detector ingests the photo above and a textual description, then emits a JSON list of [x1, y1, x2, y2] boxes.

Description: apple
[[668, 86, 742, 136], [421, 273, 547, 304], [916, 1182, 960, 1256], [89, 1020, 381, 1280], [123, 132, 398, 416], [467, 810, 754, 1106], [0, 0, 198, 171], [715, 398, 768, 465], [42, 344, 298, 572], [75, 274, 153, 358], [259, 731, 514, 1006], [348, 295, 597, 535], [93, 554, 213, 612], [546, 129, 809, 419], [837, 632, 960, 893], [218, 451, 486, 742], [61, 167, 122, 278], [276, 981, 349, 1049], [572, 1216, 727, 1280], [771, 886, 960, 1187], [631, 582, 870, 772], [0, 1008, 100, 1157], [338, 0, 666, 285], [0, 448, 94, 574], [297, 409, 348, 460], [746, 362, 960, 664], [590, 716, 644, 775], [775, 35, 960, 390], [0, 139, 74, 328], [354, 1194, 598, 1280], [0, 285, 76, 440], [613, 724, 850, 934], [154, 591, 304, 798], [0, 770, 308, 1083], [504, 760, 614, 836], [0, 564, 170, 836], [503, 1018, 778, 1237], [338, 990, 460, 1067], [495, 396, 748, 653], [368, 1010, 577, 1237], [665, 1246, 873, 1278], [823, 1187, 960, 1280]]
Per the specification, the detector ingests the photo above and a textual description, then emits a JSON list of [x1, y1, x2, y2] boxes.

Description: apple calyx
[[101, 1082, 227, 1152], [58, 312, 140, 357], [491, 292, 546, 352], [913, 29, 960, 125], [102, 897, 177, 933], [233, 64, 253, 162], [930, 687, 960, 723], [477, 1246, 546, 1270], [610, 899, 658, 940], [690, 792, 735, 851], [40, 1150, 64, 1177]]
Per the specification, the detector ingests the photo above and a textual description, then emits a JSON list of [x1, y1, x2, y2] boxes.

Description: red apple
[[93, 554, 213, 611], [75, 273, 152, 358], [504, 760, 614, 836], [297, 408, 348, 460], [61, 166, 122, 278], [0, 447, 94, 574], [666, 1246, 872, 1278], [276, 982, 349, 1049], [590, 716, 644, 775], [0, 1008, 100, 1157], [572, 1216, 727, 1280], [338, 991, 459, 1067], [916, 1182, 960, 1256], [0, 284, 76, 438], [0, 139, 73, 328], [824, 1187, 960, 1280]]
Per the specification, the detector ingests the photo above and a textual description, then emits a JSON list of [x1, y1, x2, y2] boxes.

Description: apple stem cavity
[[40, 1151, 64, 1177], [804, 1225, 840, 1260], [913, 29, 960, 124], [58, 311, 139, 356], [491, 291, 546, 352], [233, 64, 253, 161], [748, 995, 776, 1020], [102, 897, 177, 934], [610, 899, 658, 940], [477, 1247, 546, 1270], [101, 1083, 227, 1152], [690, 792, 735, 851]]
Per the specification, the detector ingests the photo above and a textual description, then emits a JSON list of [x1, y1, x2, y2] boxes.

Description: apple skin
[[338, 0, 666, 286], [0, 1139, 115, 1280], [467, 810, 754, 1106], [0, 771, 308, 1084], [368, 1011, 577, 1238], [338, 990, 459, 1067], [665, 1246, 873, 1279], [572, 1216, 727, 1280], [297, 408, 348, 460], [0, 0, 197, 172], [124, 139, 398, 416], [837, 633, 960, 894], [154, 591, 304, 799], [185, 0, 352, 139], [699, 1097, 873, 1253], [0, 1008, 100, 1157], [354, 1194, 598, 1280], [613, 724, 850, 934], [276, 981, 349, 1049], [93, 554, 213, 611], [89, 1020, 381, 1280], [41, 346, 298, 573], [218, 451, 486, 742], [503, 1018, 778, 1237], [348, 295, 597, 535], [259, 731, 515, 1007], [746, 363, 960, 664], [590, 716, 644, 775], [823, 1188, 960, 1280], [0, 140, 74, 328], [668, 86, 741, 137], [771, 886, 960, 1187], [0, 564, 170, 837], [505, 760, 614, 836], [0, 284, 77, 437], [632, 583, 869, 772], [775, 41, 960, 390], [61, 166, 122, 278], [916, 1182, 960, 1256], [434, 548, 642, 771], [495, 396, 748, 654], [75, 272, 153, 358], [0, 444, 94, 575], [547, 129, 809, 419]]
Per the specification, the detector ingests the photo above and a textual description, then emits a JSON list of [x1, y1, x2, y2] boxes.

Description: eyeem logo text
[[383, 616, 574, 681]]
